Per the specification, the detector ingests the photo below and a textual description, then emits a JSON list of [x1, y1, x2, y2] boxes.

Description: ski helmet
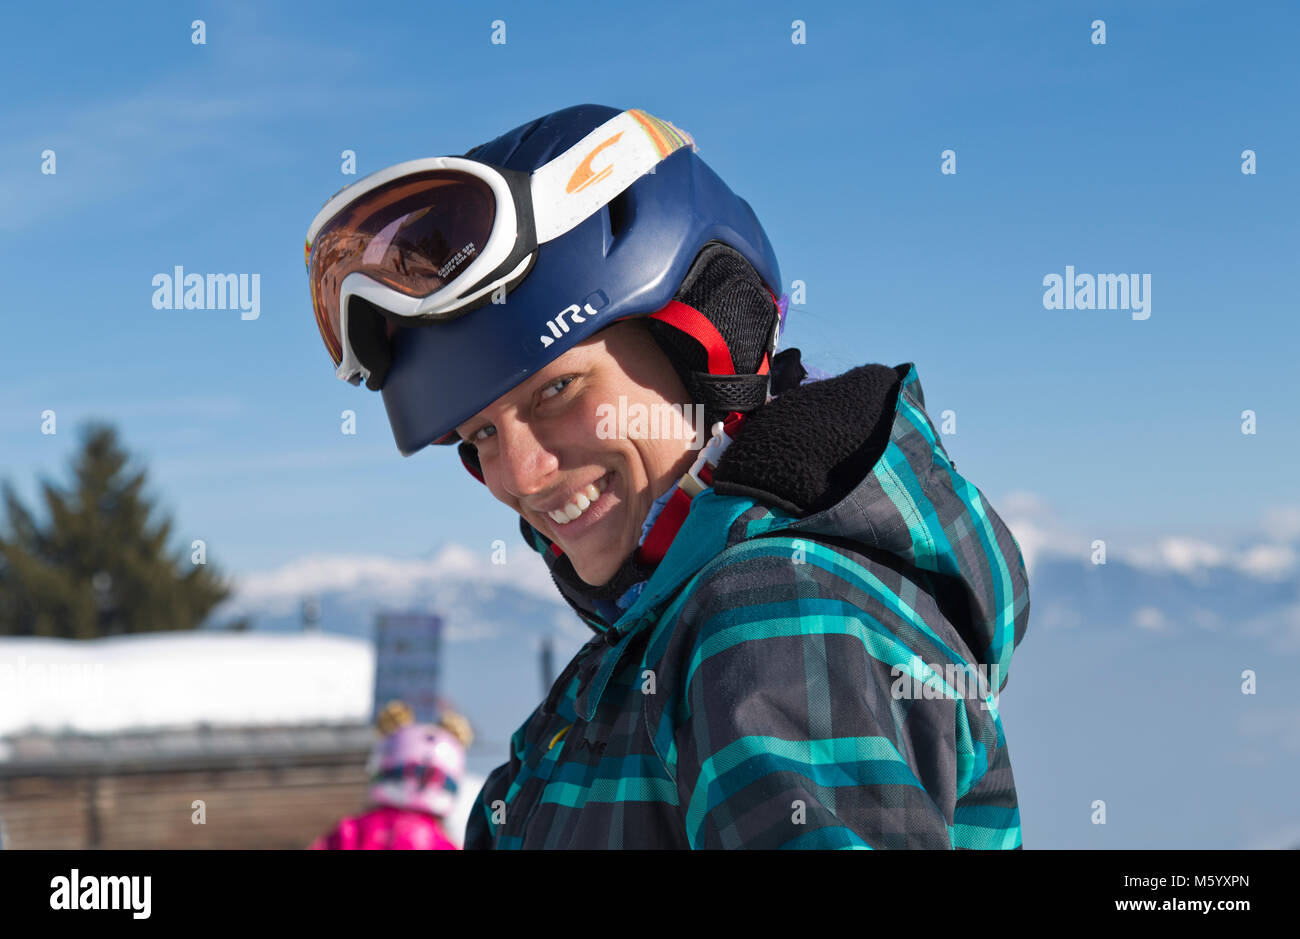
[[366, 718, 467, 819], [333, 104, 785, 463]]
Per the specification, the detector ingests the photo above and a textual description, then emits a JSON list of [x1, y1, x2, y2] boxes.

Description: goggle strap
[[530, 109, 695, 245]]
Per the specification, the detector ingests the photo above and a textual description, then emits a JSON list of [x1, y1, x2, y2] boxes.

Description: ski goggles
[[373, 762, 458, 795], [305, 108, 697, 387]]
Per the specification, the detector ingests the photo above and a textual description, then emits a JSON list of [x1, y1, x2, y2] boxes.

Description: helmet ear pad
[[645, 242, 781, 428], [347, 295, 396, 391]]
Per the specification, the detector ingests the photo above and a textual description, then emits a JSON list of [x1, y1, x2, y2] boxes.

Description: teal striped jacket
[[466, 361, 1030, 849]]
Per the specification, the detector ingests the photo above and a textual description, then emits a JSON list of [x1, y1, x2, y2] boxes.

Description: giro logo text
[[50, 869, 151, 920], [539, 291, 608, 347]]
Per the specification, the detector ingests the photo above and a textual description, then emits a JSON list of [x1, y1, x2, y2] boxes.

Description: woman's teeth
[[548, 475, 609, 526]]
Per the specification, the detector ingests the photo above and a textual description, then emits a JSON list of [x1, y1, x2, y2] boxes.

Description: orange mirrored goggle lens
[[307, 171, 497, 367]]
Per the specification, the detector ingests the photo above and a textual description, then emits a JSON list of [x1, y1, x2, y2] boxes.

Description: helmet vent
[[605, 189, 634, 247]]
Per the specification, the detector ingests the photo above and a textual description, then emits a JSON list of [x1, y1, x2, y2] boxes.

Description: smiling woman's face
[[455, 320, 699, 586]]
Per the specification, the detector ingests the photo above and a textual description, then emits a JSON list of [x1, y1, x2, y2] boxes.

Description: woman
[[304, 104, 1031, 849]]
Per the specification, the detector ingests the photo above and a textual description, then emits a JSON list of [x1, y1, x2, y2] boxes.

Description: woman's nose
[[494, 415, 558, 498]]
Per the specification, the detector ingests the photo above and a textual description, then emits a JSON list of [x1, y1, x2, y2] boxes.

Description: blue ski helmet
[[372, 104, 783, 458]]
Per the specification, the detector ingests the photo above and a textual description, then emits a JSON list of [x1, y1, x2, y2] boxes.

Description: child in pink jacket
[[311, 703, 469, 850]]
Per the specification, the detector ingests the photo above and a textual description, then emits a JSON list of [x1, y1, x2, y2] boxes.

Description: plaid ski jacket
[[465, 359, 1030, 849]]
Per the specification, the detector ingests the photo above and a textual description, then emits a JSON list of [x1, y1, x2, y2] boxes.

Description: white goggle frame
[[305, 109, 696, 384]]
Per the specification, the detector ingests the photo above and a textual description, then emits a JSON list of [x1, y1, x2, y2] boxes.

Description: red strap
[[758, 286, 778, 377], [635, 487, 694, 566], [722, 411, 747, 436], [647, 298, 774, 381], [647, 300, 736, 375]]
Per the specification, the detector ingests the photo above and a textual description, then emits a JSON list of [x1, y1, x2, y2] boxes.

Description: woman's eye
[[467, 377, 573, 443], [540, 376, 574, 400]]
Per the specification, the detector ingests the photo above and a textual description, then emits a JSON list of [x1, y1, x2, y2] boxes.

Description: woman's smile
[[545, 471, 617, 538]]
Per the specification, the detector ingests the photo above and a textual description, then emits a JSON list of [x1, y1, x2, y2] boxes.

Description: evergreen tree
[[0, 422, 233, 637]]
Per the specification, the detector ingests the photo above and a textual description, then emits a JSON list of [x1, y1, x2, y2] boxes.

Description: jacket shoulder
[[640, 530, 992, 848], [642, 527, 1009, 789]]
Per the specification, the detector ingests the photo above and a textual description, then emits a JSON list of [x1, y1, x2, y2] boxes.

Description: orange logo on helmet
[[566, 132, 623, 195]]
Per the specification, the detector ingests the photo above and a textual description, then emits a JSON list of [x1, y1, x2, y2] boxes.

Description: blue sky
[[1, 0, 1297, 580]]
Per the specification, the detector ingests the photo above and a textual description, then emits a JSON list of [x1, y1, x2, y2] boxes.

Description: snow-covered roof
[[0, 632, 375, 737]]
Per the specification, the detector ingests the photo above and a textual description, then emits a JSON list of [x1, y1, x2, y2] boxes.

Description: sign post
[[371, 611, 443, 724]]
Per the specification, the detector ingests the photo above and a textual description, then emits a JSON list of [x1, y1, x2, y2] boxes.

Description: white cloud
[[1236, 543, 1298, 580], [996, 489, 1082, 577], [225, 543, 558, 615], [1132, 606, 1173, 633], [927, 490, 1300, 588], [1123, 537, 1227, 577], [1120, 535, 1298, 582]]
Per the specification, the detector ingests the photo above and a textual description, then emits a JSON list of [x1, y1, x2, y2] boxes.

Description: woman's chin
[[569, 544, 629, 588], [572, 559, 618, 588]]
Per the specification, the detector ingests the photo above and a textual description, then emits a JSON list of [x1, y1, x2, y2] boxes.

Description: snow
[[0, 632, 375, 736]]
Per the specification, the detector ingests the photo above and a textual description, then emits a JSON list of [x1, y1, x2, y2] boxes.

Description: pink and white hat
[[366, 721, 467, 818]]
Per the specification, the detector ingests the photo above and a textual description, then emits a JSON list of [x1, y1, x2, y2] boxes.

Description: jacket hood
[[521, 352, 1030, 688]]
